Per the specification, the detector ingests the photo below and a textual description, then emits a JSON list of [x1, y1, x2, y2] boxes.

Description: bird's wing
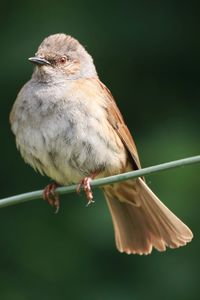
[[95, 78, 141, 170]]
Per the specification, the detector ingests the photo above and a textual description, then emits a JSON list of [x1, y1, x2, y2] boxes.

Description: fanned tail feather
[[104, 178, 193, 255]]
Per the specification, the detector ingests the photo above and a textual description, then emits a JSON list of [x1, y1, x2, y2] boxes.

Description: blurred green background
[[1, 1, 199, 299]]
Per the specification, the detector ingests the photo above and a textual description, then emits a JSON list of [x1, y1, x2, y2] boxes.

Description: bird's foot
[[43, 183, 60, 213], [77, 176, 96, 206]]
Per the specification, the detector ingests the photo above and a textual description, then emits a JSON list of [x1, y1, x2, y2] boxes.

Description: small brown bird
[[10, 33, 193, 254]]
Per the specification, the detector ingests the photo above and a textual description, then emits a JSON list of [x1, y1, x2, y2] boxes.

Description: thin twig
[[0, 155, 200, 208]]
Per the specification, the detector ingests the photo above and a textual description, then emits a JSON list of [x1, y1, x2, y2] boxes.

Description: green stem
[[1, 155, 200, 208]]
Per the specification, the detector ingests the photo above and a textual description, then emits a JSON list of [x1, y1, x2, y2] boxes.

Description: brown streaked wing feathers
[[95, 78, 141, 169]]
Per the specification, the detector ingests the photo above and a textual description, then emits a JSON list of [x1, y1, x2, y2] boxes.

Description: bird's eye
[[60, 56, 67, 64]]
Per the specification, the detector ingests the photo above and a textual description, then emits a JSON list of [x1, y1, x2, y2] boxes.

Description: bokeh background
[[1, 1, 199, 299]]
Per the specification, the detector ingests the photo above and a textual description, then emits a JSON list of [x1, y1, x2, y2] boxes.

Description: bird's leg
[[77, 177, 94, 205], [43, 183, 60, 213], [77, 172, 98, 206]]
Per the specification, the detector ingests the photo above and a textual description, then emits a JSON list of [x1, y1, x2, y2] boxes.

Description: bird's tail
[[103, 178, 193, 255]]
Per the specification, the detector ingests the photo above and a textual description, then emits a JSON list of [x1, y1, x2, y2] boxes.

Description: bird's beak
[[28, 57, 51, 65]]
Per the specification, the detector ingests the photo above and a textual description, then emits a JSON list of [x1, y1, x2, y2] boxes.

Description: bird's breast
[[11, 80, 127, 184]]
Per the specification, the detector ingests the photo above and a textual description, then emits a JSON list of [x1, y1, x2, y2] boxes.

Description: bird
[[10, 33, 193, 255]]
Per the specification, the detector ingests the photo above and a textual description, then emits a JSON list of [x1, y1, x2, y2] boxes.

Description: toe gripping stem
[[43, 183, 60, 213]]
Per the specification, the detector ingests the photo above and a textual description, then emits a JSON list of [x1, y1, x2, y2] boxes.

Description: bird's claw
[[77, 177, 95, 206], [43, 183, 60, 213]]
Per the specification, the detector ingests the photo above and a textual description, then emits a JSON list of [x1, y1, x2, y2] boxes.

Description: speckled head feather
[[37, 34, 81, 55]]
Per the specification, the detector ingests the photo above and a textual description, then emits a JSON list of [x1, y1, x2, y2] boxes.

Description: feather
[[104, 178, 193, 254]]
